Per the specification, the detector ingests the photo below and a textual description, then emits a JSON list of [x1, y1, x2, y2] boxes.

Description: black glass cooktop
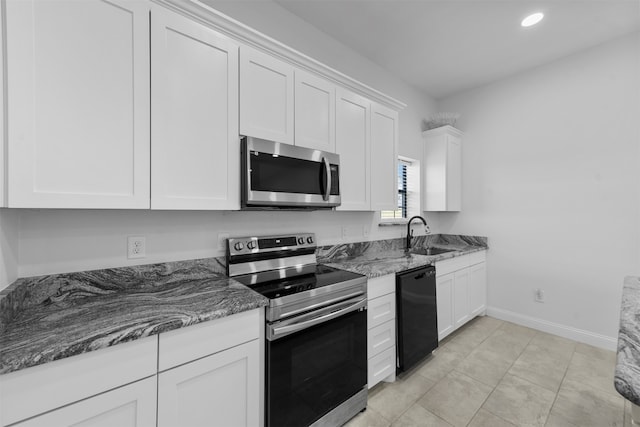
[[234, 264, 365, 300]]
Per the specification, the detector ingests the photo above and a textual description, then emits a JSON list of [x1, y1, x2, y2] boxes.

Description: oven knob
[[234, 242, 244, 251], [297, 237, 305, 245], [306, 236, 314, 244], [247, 241, 256, 250]]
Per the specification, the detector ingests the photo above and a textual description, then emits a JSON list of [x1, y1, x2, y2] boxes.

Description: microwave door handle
[[322, 157, 331, 201]]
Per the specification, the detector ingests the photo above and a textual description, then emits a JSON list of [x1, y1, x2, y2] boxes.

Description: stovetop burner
[[234, 264, 364, 299]]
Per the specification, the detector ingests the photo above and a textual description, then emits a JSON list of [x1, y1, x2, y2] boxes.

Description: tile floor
[[346, 316, 631, 427]]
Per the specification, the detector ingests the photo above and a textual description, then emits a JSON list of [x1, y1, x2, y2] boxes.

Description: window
[[380, 157, 420, 222]]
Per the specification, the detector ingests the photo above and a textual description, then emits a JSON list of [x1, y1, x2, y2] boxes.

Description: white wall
[[11, 0, 438, 279], [0, 209, 19, 289], [438, 32, 640, 349]]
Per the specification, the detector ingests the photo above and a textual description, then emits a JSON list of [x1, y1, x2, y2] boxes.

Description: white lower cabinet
[[435, 251, 487, 341], [367, 274, 396, 389], [0, 309, 264, 427], [13, 376, 157, 427], [158, 340, 260, 427]]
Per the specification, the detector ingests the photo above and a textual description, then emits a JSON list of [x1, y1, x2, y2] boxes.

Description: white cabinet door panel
[[446, 136, 462, 211], [6, 0, 150, 208], [0, 4, 5, 207], [370, 103, 398, 211], [151, 7, 239, 210], [469, 262, 487, 317], [13, 377, 157, 427], [158, 340, 260, 427], [294, 69, 335, 152], [335, 88, 370, 211], [453, 268, 470, 329], [436, 272, 455, 340], [240, 46, 294, 144]]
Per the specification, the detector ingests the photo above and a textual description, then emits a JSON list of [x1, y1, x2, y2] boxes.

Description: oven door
[[242, 136, 340, 208], [266, 296, 367, 427]]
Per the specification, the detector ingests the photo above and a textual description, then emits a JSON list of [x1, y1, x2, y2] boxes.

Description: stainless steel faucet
[[406, 216, 431, 250]]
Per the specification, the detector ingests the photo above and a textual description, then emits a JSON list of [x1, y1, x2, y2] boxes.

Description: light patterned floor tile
[[417, 346, 466, 382], [564, 351, 618, 396], [418, 370, 493, 427], [391, 404, 452, 427], [482, 373, 556, 427], [468, 408, 516, 427], [345, 406, 391, 427], [548, 378, 624, 427]]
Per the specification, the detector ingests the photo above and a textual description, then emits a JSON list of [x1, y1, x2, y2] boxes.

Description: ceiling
[[274, 0, 640, 99]]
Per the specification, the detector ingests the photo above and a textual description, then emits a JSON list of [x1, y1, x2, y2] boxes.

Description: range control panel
[[227, 233, 316, 256]]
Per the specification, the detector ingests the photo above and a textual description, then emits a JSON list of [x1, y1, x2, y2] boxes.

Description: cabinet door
[[294, 69, 335, 152], [370, 103, 398, 211], [468, 262, 487, 317], [158, 340, 260, 427], [240, 46, 294, 144], [446, 136, 462, 211], [335, 88, 370, 211], [453, 268, 470, 329], [14, 377, 157, 427], [436, 272, 455, 340], [6, 0, 150, 208], [0, 3, 5, 207], [151, 7, 239, 210]]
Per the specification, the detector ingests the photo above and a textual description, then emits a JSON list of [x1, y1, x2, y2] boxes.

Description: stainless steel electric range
[[227, 233, 368, 427]]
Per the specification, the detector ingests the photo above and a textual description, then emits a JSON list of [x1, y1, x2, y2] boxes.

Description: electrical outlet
[[218, 232, 230, 251], [534, 288, 545, 303], [341, 226, 348, 239], [127, 236, 146, 259], [363, 226, 370, 238]]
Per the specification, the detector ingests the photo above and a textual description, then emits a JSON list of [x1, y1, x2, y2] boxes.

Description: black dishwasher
[[396, 265, 438, 373]]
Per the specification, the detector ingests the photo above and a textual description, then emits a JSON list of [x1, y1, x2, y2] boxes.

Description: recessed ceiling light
[[521, 12, 544, 27]]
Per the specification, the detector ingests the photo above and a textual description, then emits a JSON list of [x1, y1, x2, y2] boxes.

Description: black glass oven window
[[250, 152, 324, 195], [266, 309, 367, 427]]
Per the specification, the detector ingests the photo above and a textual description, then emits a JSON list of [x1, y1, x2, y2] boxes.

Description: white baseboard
[[486, 306, 618, 351]]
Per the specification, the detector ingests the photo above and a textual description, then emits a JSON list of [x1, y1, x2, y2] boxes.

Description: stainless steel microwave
[[241, 136, 341, 209]]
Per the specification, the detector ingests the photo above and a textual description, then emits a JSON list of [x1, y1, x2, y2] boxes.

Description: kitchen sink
[[410, 247, 456, 256]]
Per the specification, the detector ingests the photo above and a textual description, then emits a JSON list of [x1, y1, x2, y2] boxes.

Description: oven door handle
[[267, 297, 367, 341]]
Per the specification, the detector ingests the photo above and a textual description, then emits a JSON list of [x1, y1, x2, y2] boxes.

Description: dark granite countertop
[[0, 234, 487, 376], [615, 276, 640, 405], [0, 258, 268, 375], [319, 234, 488, 278]]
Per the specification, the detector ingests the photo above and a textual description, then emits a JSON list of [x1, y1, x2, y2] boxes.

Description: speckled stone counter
[[0, 258, 268, 375], [318, 234, 488, 278], [615, 276, 640, 406]]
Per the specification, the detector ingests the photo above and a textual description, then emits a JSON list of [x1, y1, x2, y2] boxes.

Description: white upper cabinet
[[0, 4, 5, 208], [423, 125, 463, 211], [5, 0, 150, 209], [240, 46, 294, 144], [335, 88, 371, 211], [294, 69, 336, 152], [151, 6, 239, 210], [370, 103, 399, 211]]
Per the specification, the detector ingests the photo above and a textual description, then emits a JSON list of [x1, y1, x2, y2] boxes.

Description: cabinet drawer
[[1, 335, 158, 426], [368, 319, 395, 359], [368, 274, 395, 300], [466, 250, 486, 266], [368, 293, 395, 329], [368, 346, 395, 389], [159, 309, 261, 371], [436, 250, 486, 276], [13, 376, 157, 427]]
